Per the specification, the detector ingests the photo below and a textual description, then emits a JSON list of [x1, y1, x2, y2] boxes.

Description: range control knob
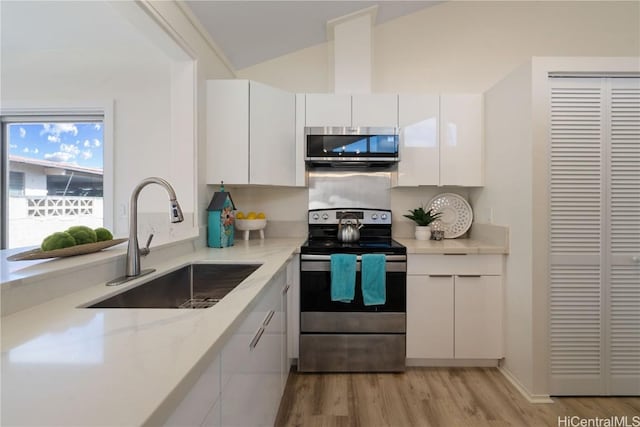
[[381, 213, 388, 220], [371, 214, 378, 220], [312, 213, 319, 220], [322, 213, 329, 220]]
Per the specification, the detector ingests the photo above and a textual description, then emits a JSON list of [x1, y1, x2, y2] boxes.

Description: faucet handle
[[140, 233, 154, 256]]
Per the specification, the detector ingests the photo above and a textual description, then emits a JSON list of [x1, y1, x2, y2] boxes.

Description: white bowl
[[235, 219, 267, 231]]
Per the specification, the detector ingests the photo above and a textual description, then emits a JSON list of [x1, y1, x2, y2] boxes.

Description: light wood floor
[[275, 367, 640, 427]]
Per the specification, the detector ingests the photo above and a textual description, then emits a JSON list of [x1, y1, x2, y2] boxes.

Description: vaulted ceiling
[[183, 1, 442, 70]]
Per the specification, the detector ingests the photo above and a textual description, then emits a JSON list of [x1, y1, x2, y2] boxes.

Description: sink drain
[[178, 298, 220, 309]]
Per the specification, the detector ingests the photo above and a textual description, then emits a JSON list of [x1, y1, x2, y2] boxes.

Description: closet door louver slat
[[608, 81, 640, 394], [549, 82, 604, 394]]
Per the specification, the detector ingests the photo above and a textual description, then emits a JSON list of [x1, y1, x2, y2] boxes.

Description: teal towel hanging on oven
[[361, 253, 386, 306], [330, 253, 357, 302]]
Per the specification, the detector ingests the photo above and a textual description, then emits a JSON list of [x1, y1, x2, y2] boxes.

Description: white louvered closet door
[[607, 78, 640, 395], [549, 76, 640, 396]]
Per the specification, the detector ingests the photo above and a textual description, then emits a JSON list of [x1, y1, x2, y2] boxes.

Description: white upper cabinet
[[206, 80, 295, 186], [249, 81, 295, 185], [440, 94, 484, 186], [206, 80, 249, 185], [351, 94, 398, 127], [397, 94, 439, 186], [305, 93, 398, 127], [305, 93, 351, 127], [396, 93, 484, 187], [294, 94, 306, 187]]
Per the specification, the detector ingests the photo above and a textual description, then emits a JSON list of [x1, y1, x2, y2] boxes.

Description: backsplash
[[218, 185, 473, 238]]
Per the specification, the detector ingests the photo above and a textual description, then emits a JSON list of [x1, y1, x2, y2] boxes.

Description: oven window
[[300, 270, 406, 312]]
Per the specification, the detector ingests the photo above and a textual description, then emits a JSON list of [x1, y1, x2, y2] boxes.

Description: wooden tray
[[7, 238, 128, 261]]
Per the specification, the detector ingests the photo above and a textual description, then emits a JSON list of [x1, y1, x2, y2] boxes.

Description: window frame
[[0, 103, 113, 249]]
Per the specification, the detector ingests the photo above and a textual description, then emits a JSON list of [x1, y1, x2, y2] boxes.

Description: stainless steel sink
[[84, 263, 261, 309]]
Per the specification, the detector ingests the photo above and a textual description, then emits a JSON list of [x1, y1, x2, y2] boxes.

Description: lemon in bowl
[[235, 211, 267, 240]]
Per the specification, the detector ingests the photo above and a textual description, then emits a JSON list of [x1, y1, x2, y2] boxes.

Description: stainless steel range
[[298, 208, 407, 372]]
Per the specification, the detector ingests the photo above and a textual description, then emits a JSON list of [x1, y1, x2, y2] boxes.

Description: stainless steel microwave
[[305, 127, 399, 167]]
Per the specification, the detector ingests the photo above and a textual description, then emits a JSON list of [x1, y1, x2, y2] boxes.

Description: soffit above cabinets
[[182, 1, 443, 70]]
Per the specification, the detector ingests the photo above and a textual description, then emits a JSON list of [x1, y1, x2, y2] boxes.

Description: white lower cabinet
[[164, 354, 221, 427], [406, 275, 454, 359], [165, 261, 292, 427], [221, 267, 288, 427], [406, 254, 503, 361], [454, 275, 502, 359]]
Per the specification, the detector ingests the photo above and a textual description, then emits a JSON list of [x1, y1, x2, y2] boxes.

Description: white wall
[[470, 62, 534, 395], [2, 1, 236, 246], [373, 1, 639, 92], [236, 44, 331, 93], [136, 1, 235, 238], [239, 1, 639, 94], [1, 1, 187, 243]]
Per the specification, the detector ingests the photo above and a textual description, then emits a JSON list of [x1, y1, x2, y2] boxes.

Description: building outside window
[[9, 171, 25, 196], [1, 117, 104, 249]]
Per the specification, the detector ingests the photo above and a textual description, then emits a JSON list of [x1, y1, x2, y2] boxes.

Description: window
[[9, 171, 25, 196], [1, 115, 104, 249]]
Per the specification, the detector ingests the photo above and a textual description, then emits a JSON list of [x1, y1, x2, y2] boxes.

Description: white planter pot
[[415, 225, 432, 241]]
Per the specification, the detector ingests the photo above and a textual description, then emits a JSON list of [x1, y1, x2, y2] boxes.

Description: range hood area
[[304, 126, 399, 168]]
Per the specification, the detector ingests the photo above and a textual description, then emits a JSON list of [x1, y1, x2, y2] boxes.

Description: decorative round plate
[[7, 238, 128, 261], [427, 193, 473, 238]]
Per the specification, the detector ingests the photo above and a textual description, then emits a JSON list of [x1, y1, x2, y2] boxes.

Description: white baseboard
[[406, 358, 500, 367], [498, 366, 554, 404]]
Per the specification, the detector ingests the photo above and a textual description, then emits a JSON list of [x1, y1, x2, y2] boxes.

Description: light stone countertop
[[0, 225, 507, 425], [1, 238, 303, 427], [396, 237, 508, 254]]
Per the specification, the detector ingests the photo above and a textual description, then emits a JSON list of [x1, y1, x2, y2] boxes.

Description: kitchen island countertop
[[1, 238, 303, 427]]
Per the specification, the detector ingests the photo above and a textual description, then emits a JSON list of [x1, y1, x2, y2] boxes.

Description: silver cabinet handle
[[443, 253, 467, 256], [263, 310, 275, 327], [249, 327, 265, 350], [457, 275, 482, 278], [281, 284, 291, 295], [429, 274, 453, 278]]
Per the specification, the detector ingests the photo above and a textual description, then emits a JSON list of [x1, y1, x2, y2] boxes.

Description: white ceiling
[[184, 1, 441, 70]]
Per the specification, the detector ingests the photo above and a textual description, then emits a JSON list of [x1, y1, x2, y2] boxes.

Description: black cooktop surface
[[301, 238, 406, 255]]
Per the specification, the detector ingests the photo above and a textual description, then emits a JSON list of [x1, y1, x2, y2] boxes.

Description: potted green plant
[[404, 205, 442, 240]]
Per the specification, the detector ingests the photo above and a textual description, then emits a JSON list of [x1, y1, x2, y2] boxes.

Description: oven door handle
[[300, 254, 407, 262]]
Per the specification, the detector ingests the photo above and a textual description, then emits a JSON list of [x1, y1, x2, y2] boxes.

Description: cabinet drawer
[[407, 254, 502, 275]]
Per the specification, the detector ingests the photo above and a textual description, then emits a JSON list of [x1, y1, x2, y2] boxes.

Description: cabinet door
[[206, 80, 249, 185], [164, 354, 221, 427], [287, 255, 300, 361], [406, 275, 454, 359], [221, 275, 283, 427], [397, 94, 439, 186], [454, 275, 502, 359], [440, 94, 484, 186], [294, 94, 306, 187], [281, 260, 295, 393], [351, 94, 398, 127], [249, 81, 295, 186], [305, 93, 351, 127]]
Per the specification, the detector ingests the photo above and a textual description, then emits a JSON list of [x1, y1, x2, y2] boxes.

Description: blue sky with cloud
[[8, 122, 103, 170]]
